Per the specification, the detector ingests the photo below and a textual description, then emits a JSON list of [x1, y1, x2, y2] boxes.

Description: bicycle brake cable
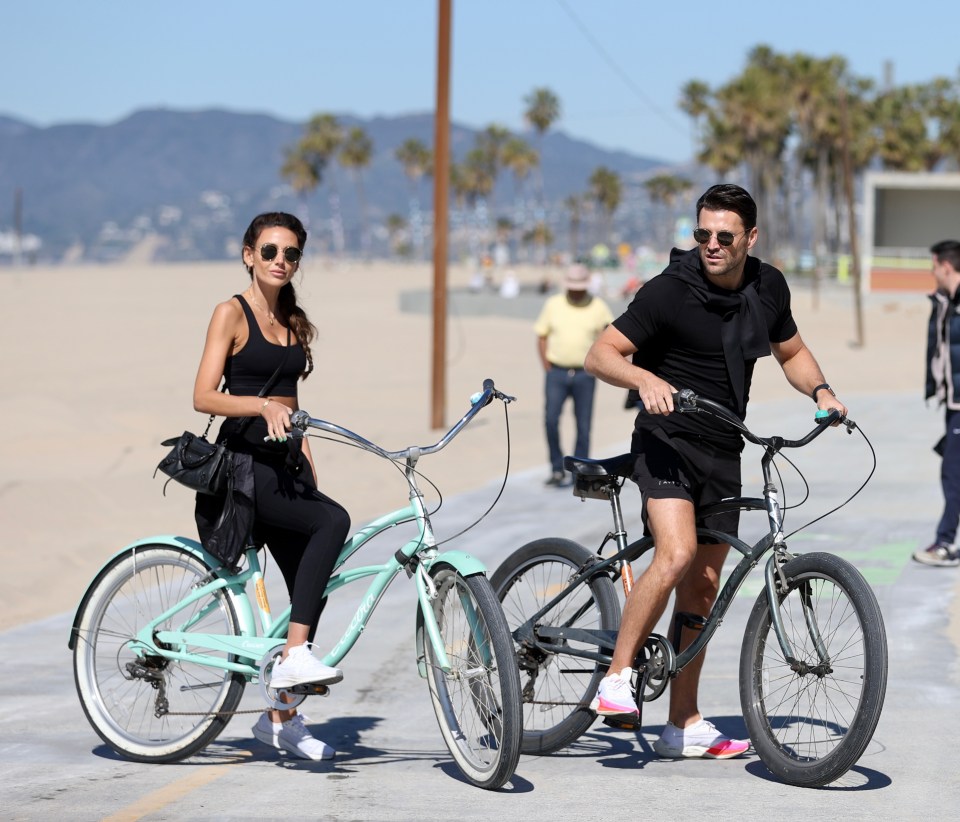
[[305, 399, 514, 547], [697, 402, 875, 539], [783, 423, 877, 540], [436, 399, 513, 548]]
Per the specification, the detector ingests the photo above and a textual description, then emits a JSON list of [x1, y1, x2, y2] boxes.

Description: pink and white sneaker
[[589, 668, 638, 716], [653, 719, 750, 759]]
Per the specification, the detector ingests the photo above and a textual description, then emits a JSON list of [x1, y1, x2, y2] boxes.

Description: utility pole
[[431, 0, 452, 429]]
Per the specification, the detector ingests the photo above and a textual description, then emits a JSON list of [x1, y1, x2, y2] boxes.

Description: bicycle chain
[[524, 699, 591, 707], [157, 707, 264, 718]]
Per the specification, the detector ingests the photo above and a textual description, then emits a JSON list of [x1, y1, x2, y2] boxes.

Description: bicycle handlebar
[[672, 388, 856, 451], [288, 378, 516, 462]]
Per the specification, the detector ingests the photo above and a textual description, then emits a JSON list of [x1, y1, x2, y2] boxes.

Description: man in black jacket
[[915, 240, 960, 567], [584, 184, 847, 759]]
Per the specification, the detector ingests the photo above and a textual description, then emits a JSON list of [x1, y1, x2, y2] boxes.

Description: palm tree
[[475, 124, 511, 221], [523, 87, 561, 218], [588, 166, 622, 247], [338, 126, 373, 258], [522, 221, 554, 266], [786, 52, 848, 297], [873, 78, 959, 172], [644, 174, 693, 250], [691, 47, 793, 254], [394, 138, 433, 259], [385, 213, 409, 259], [940, 80, 960, 168], [451, 151, 495, 260], [280, 150, 320, 226], [678, 79, 711, 153], [282, 113, 345, 254], [564, 194, 584, 260], [449, 162, 471, 260], [501, 135, 539, 258]]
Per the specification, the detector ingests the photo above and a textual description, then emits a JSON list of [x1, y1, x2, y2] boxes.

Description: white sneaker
[[251, 712, 281, 748], [269, 645, 343, 689], [278, 714, 336, 761]]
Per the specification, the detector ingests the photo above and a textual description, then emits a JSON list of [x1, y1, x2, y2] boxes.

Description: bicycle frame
[[514, 422, 837, 679], [110, 498, 485, 684]]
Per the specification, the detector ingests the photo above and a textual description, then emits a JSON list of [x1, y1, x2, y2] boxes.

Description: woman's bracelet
[[260, 398, 271, 415]]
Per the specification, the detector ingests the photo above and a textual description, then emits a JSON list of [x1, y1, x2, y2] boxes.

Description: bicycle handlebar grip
[[814, 409, 845, 426], [673, 388, 697, 412], [483, 378, 495, 393], [289, 409, 310, 430]]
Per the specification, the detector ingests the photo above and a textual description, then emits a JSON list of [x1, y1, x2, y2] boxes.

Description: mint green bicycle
[[68, 380, 522, 790]]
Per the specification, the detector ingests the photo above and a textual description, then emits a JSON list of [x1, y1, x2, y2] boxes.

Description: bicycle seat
[[564, 453, 635, 479]]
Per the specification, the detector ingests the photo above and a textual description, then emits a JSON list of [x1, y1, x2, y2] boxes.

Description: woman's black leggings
[[250, 458, 351, 635]]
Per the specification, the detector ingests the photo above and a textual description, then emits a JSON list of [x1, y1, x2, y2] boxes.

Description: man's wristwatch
[[811, 383, 835, 401]]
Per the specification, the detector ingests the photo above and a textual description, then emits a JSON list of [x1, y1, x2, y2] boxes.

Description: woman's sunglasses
[[259, 244, 302, 264], [692, 227, 746, 247]]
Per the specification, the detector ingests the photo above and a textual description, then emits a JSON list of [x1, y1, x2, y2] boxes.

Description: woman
[[193, 212, 351, 761]]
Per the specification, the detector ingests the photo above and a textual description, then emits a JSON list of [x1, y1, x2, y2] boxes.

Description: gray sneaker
[[912, 542, 960, 567]]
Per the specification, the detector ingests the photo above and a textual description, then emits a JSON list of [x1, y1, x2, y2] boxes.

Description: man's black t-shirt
[[613, 248, 797, 452]]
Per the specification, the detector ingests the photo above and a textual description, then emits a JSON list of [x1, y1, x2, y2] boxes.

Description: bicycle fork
[[762, 482, 831, 675]]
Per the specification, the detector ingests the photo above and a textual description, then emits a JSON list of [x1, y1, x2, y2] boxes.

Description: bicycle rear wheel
[[739, 552, 887, 787], [491, 538, 621, 755], [73, 544, 246, 762], [422, 566, 522, 790]]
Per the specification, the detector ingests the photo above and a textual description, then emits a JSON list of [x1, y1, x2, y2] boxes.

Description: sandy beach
[[0, 256, 935, 631]]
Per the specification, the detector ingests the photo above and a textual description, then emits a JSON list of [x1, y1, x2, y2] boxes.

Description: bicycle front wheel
[[491, 538, 621, 755], [739, 552, 887, 787], [422, 566, 522, 790], [73, 544, 246, 762]]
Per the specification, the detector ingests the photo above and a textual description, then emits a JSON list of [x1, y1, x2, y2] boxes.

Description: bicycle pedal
[[286, 683, 331, 697], [601, 713, 642, 731]]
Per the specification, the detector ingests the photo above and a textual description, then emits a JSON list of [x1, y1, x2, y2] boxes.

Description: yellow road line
[[101, 763, 238, 822]]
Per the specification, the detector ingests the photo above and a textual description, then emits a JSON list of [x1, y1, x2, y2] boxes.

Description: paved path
[[3, 393, 959, 820]]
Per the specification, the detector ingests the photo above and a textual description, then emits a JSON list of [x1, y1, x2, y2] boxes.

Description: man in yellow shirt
[[535, 264, 614, 486]]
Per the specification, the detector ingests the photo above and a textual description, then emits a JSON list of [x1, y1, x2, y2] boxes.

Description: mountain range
[[0, 108, 681, 263]]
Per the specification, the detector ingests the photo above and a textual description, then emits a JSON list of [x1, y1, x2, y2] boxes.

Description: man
[[914, 240, 960, 567], [584, 184, 846, 759], [535, 264, 613, 486]]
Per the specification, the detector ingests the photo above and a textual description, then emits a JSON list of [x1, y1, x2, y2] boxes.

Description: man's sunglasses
[[693, 227, 747, 247], [260, 244, 302, 264]]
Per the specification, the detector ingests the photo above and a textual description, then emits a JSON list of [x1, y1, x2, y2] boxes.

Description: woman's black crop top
[[223, 294, 307, 396]]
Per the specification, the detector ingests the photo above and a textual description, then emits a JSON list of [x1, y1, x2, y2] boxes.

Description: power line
[[555, 0, 687, 135]]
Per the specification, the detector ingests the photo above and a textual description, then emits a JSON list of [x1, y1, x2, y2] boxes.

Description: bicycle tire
[[421, 566, 522, 790], [491, 538, 621, 755], [739, 551, 888, 787], [73, 544, 246, 762]]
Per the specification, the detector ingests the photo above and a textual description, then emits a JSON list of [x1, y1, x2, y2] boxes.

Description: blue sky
[[4, 0, 957, 163]]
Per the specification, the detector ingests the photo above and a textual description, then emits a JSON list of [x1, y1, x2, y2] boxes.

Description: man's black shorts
[[631, 428, 741, 538]]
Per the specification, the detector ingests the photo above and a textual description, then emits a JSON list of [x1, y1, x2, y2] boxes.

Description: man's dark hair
[[931, 240, 960, 272], [696, 184, 757, 231]]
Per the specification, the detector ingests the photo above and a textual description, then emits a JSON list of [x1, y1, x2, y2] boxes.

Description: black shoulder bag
[[156, 328, 291, 496]]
